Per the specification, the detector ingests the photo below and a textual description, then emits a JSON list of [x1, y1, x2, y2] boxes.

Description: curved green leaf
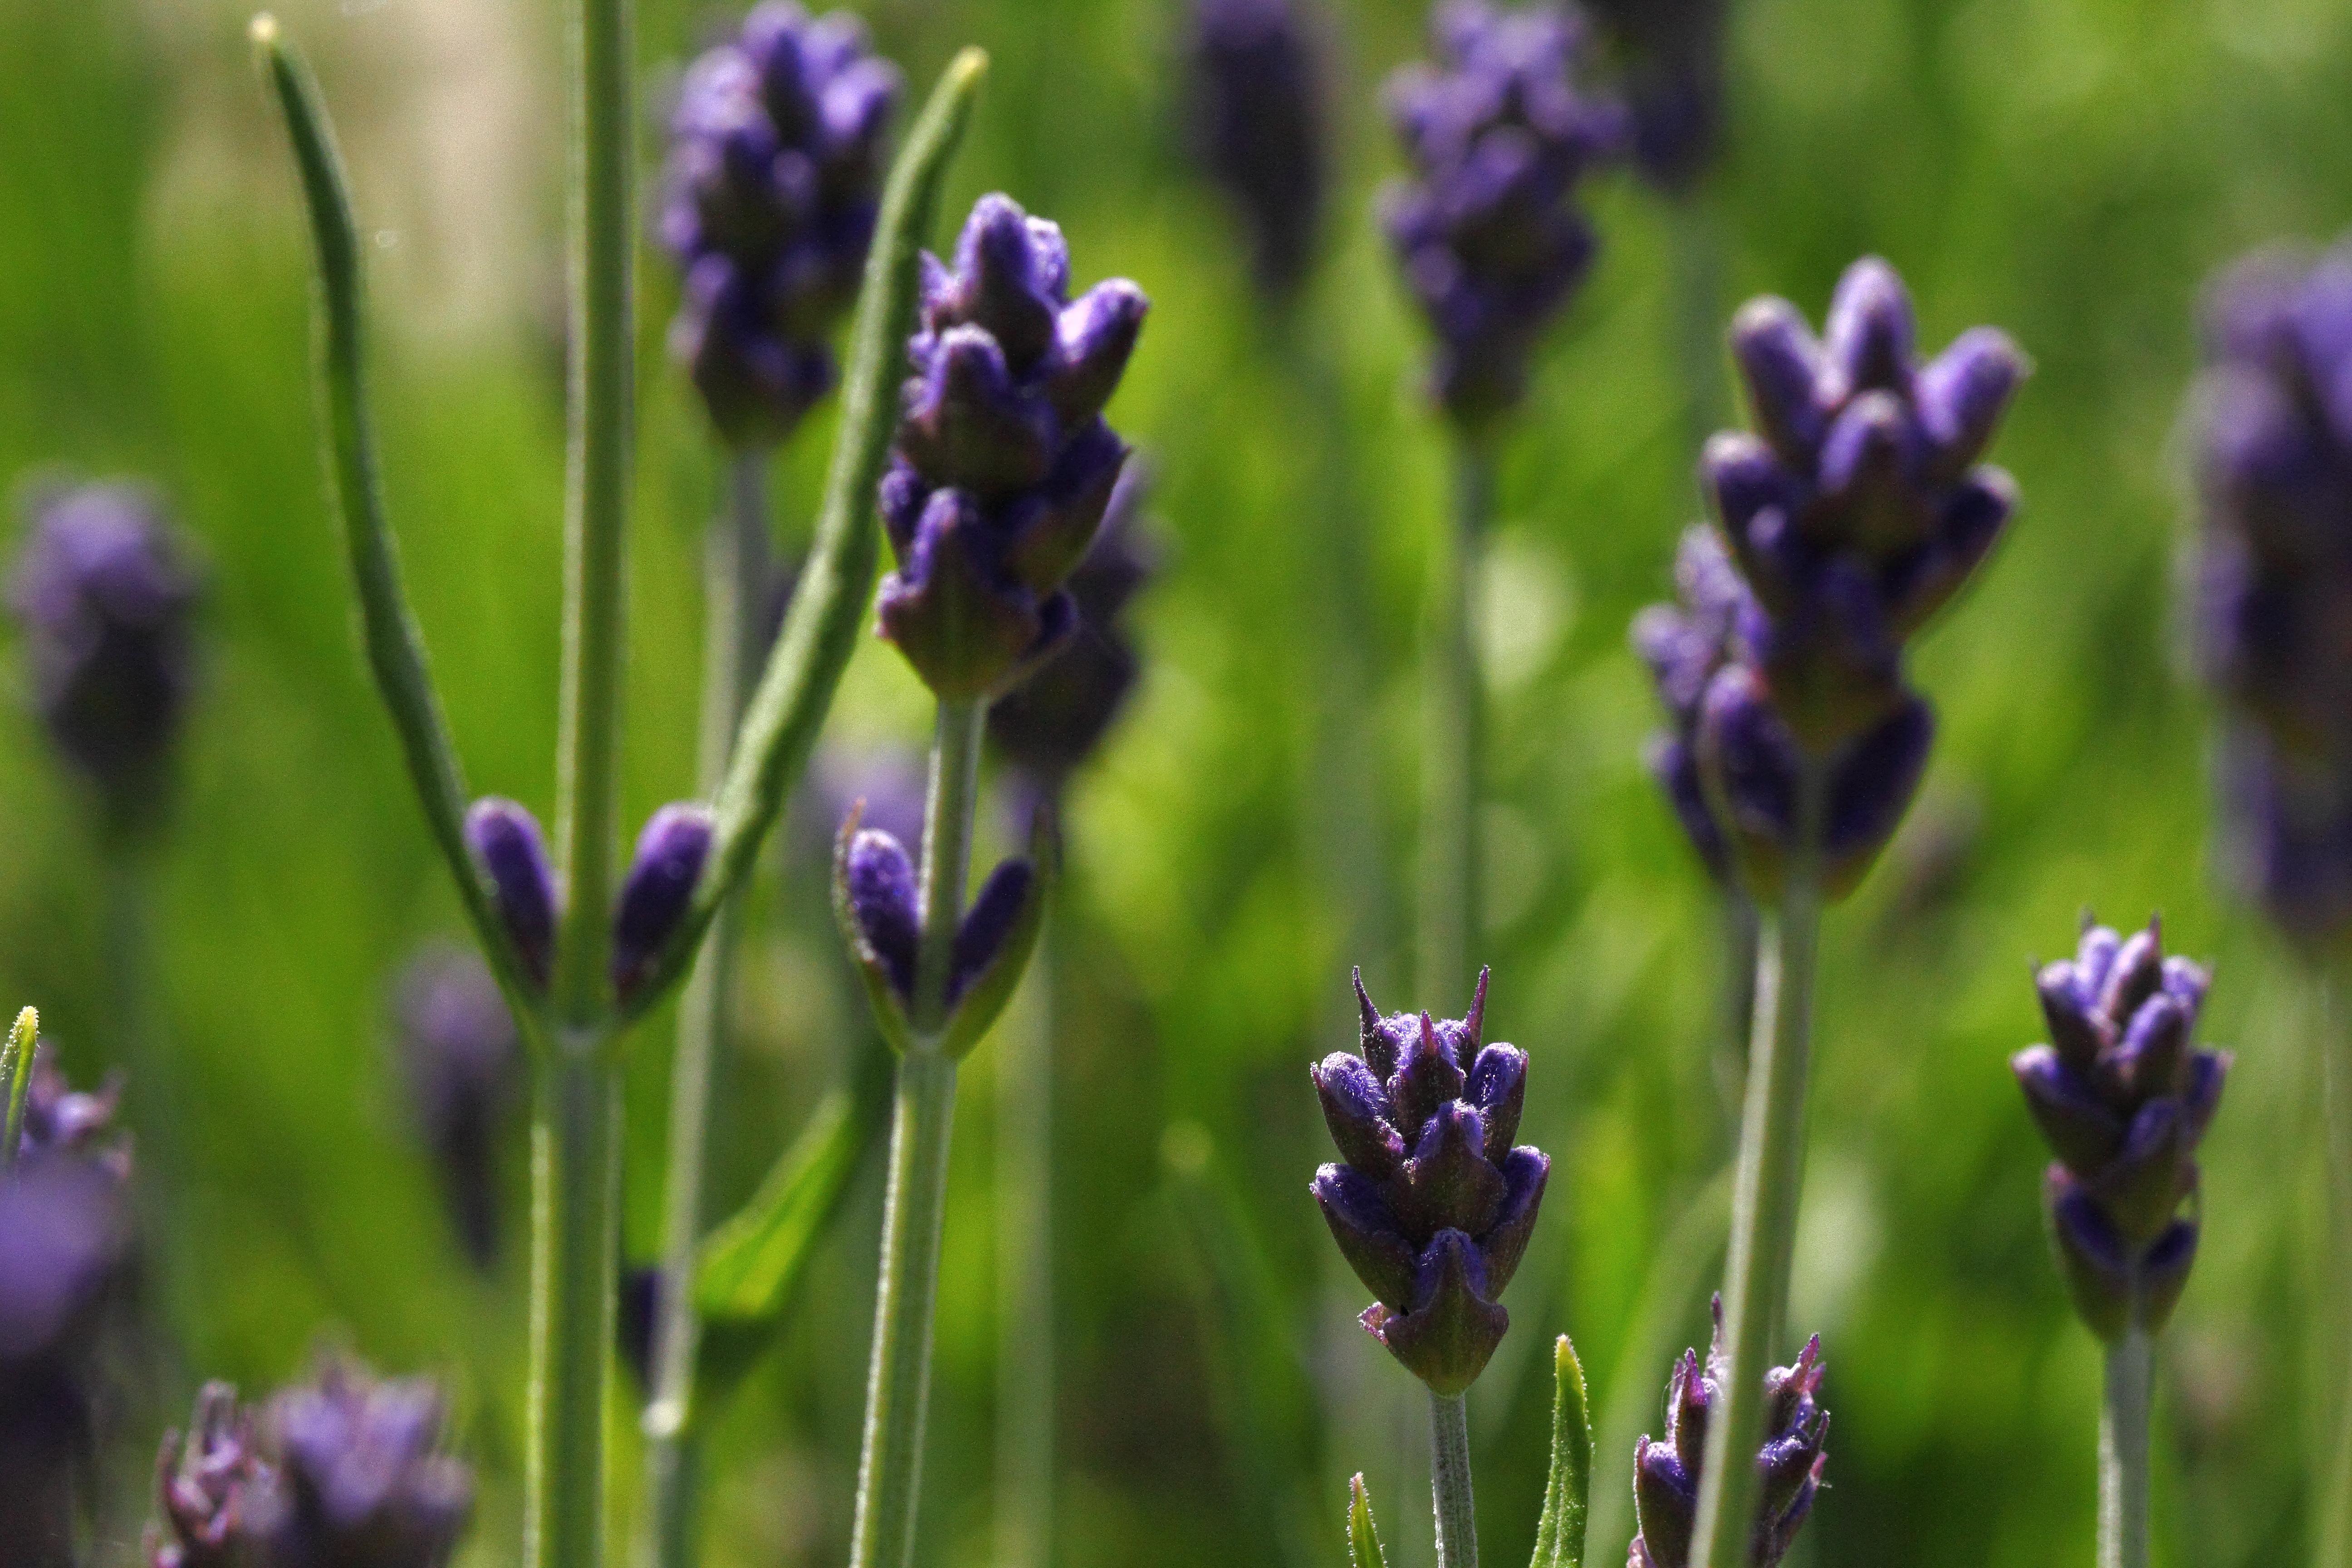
[[1530, 1334, 1592, 1568]]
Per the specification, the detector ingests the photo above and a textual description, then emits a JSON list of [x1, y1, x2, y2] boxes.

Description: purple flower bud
[[1381, 1, 1625, 421], [611, 804, 715, 1002], [2018, 916, 2229, 1338], [1629, 1302, 1829, 1568], [392, 943, 520, 1270], [841, 826, 920, 1000], [660, 5, 901, 445], [463, 799, 559, 990], [10, 480, 201, 832], [148, 1384, 269, 1568], [1309, 969, 1546, 1393], [1183, 0, 1328, 299], [832, 814, 1049, 1049], [877, 196, 1148, 701]]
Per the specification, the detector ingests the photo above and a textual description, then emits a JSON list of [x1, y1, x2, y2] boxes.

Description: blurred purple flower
[[610, 804, 715, 1003], [1309, 969, 1548, 1395], [392, 943, 520, 1271], [800, 745, 929, 867], [463, 798, 559, 991], [1382, 0, 1625, 422], [1183, 0, 1328, 301], [1582, 0, 1727, 193], [10, 480, 200, 833], [2015, 916, 2228, 1339], [2189, 238, 2352, 940], [660, 3, 902, 446], [876, 195, 1149, 701], [1630, 1300, 1828, 1568]]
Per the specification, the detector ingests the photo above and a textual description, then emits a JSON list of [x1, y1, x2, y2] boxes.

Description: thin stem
[[527, 1055, 624, 1568], [2319, 965, 2352, 1568], [849, 698, 984, 1568], [1419, 432, 1494, 1003], [645, 454, 772, 1568], [995, 919, 1056, 1568], [2100, 1330, 2153, 1568], [1688, 789, 1823, 1568], [1666, 192, 1728, 461], [1428, 1389, 1479, 1568]]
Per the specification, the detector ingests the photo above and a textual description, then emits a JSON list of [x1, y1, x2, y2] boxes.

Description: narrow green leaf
[[696, 1087, 867, 1324], [623, 46, 991, 1023], [1348, 1474, 1390, 1568], [1529, 1334, 1592, 1568], [250, 16, 540, 1028], [1, 1006, 38, 1170]]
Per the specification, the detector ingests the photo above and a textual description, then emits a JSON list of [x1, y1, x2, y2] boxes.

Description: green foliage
[[1349, 1473, 1392, 1568], [1530, 1335, 1591, 1568], [0, 1005, 34, 1166]]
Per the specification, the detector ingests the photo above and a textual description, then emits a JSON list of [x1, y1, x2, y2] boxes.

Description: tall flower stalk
[[1633, 259, 2024, 1567], [833, 194, 1146, 1568], [253, 16, 986, 1563]]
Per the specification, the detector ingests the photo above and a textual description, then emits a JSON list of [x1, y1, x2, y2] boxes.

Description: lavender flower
[[1183, 0, 1328, 301], [660, 4, 902, 446], [1308, 969, 1548, 1395], [463, 798, 559, 990], [2189, 239, 2352, 939], [876, 195, 1150, 701], [147, 1359, 474, 1568], [610, 803, 715, 1002], [1, 1049, 133, 1560], [835, 813, 1040, 1048], [1582, 0, 1727, 193], [985, 463, 1155, 792], [1382, 1, 1624, 423], [392, 943, 520, 1270], [2015, 917, 2228, 1340], [1635, 258, 2026, 899], [1629, 1303, 1828, 1568], [10, 480, 200, 833]]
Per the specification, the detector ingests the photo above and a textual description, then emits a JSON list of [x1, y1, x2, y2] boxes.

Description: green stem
[[2320, 964, 2352, 1568], [1666, 192, 1728, 461], [645, 454, 772, 1568], [1688, 793, 1823, 1568], [850, 699, 984, 1568], [2101, 1330, 2153, 1568], [1419, 432, 1494, 1003], [528, 1055, 624, 1568], [995, 917, 1056, 1568], [1428, 1390, 1478, 1568], [1, 1006, 37, 1170]]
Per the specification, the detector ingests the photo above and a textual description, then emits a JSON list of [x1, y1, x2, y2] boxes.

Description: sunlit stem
[[995, 918, 1056, 1568], [2100, 1329, 2152, 1568], [1428, 1389, 1478, 1568], [1419, 429, 1495, 1003]]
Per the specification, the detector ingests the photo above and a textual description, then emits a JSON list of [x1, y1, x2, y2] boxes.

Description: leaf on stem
[[1348, 1473, 1391, 1568], [1529, 1334, 1591, 1568], [0, 1006, 37, 1169]]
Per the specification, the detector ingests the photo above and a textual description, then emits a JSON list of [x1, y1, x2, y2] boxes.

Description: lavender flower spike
[[393, 942, 521, 1270], [876, 195, 1149, 701], [2015, 915, 2229, 1340], [1184, 0, 1328, 301], [1582, 0, 1728, 193], [1309, 968, 1548, 1395], [1629, 1302, 1829, 1568], [10, 480, 201, 833], [2190, 238, 2352, 938], [610, 803, 715, 1002], [660, 4, 902, 446], [1382, 1, 1625, 423], [149, 1385, 270, 1568], [463, 798, 559, 990]]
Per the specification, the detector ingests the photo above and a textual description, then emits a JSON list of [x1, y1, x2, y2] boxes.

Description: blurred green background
[[3, 0, 2349, 1563]]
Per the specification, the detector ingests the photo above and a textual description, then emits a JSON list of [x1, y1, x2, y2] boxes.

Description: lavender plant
[[252, 11, 987, 1562], [1184, 0, 1328, 304], [1632, 256, 2024, 1568], [1580, 0, 1726, 196], [832, 190, 1146, 1568], [2014, 916, 2226, 1567], [392, 942, 521, 1271]]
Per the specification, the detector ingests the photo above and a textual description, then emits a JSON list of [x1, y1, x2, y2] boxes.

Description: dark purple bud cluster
[[147, 1358, 473, 1568], [1630, 1303, 1828, 1568], [1581, 0, 1727, 193], [985, 465, 1154, 792], [1, 1049, 133, 1556], [1635, 258, 2025, 899], [660, 3, 902, 447], [2014, 917, 2228, 1340], [2189, 240, 2352, 939], [462, 797, 713, 1006], [1183, 0, 1328, 301], [392, 943, 521, 1270], [10, 480, 201, 831], [1309, 969, 1548, 1395], [1382, 1, 1625, 423], [877, 196, 1149, 701]]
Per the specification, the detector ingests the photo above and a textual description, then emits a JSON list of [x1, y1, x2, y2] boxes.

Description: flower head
[[2189, 239, 2352, 940], [1634, 258, 2026, 900], [1183, 0, 1328, 300], [10, 480, 201, 832], [876, 195, 1149, 700], [149, 1384, 271, 1568], [1582, 0, 1728, 192], [660, 4, 902, 446], [392, 943, 520, 1270], [2015, 916, 2228, 1339], [1629, 1302, 1829, 1568], [1310, 969, 1548, 1394], [1381, 1, 1624, 421]]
